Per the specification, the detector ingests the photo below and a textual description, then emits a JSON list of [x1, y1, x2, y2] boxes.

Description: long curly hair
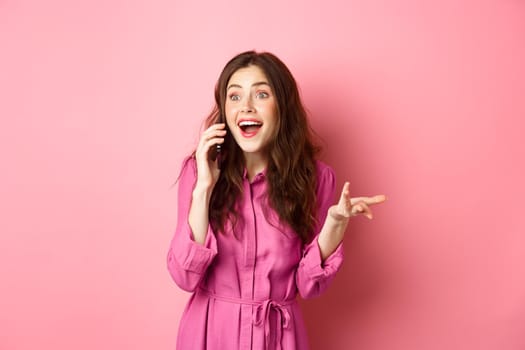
[[199, 51, 321, 243]]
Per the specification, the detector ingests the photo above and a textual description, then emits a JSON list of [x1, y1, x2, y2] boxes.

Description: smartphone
[[214, 115, 223, 167]]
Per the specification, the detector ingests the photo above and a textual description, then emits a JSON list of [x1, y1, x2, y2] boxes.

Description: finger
[[338, 182, 351, 207], [361, 202, 373, 219], [200, 123, 226, 140], [350, 194, 387, 206], [350, 202, 362, 216], [351, 201, 373, 219], [202, 128, 227, 142], [204, 123, 226, 132], [202, 137, 225, 153], [196, 137, 225, 161], [198, 128, 227, 150]]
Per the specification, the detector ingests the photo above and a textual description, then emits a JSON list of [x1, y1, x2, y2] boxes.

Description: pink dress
[[167, 158, 343, 350]]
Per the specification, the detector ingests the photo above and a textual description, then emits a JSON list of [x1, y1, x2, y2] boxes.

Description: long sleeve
[[167, 157, 218, 292], [296, 162, 344, 299]]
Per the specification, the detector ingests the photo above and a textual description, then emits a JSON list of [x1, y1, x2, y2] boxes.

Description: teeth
[[239, 120, 262, 127]]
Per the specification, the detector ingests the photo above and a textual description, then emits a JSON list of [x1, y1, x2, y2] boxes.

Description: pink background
[[1, 0, 524, 349]]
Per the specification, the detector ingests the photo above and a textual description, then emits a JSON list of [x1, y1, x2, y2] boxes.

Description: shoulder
[[177, 156, 198, 185], [180, 156, 197, 173], [315, 160, 336, 192], [315, 159, 335, 183]]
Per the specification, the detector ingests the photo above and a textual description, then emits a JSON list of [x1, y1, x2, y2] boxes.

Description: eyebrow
[[227, 81, 270, 90]]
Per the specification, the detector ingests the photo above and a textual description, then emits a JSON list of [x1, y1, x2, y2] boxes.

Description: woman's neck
[[244, 152, 268, 181]]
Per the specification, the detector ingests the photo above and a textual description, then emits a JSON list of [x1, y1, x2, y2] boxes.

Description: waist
[[197, 287, 294, 350], [197, 287, 296, 306]]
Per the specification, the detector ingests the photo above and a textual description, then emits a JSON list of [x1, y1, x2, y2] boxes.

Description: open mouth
[[238, 120, 263, 137]]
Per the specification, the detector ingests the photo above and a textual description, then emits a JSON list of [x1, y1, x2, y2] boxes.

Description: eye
[[256, 91, 269, 99], [229, 94, 241, 101]]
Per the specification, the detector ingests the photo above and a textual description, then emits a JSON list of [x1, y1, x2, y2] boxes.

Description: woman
[[167, 51, 386, 350]]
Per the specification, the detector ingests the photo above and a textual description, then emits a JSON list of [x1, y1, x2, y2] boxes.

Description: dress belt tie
[[198, 288, 294, 350], [252, 299, 291, 350]]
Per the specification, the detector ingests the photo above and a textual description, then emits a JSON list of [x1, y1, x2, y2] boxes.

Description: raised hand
[[329, 182, 387, 221], [194, 123, 227, 190], [318, 182, 387, 260]]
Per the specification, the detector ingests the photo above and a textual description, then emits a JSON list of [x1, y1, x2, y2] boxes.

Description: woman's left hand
[[329, 182, 387, 222], [318, 182, 386, 260]]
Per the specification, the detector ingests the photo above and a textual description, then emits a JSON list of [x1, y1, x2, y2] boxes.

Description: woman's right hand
[[194, 123, 227, 190]]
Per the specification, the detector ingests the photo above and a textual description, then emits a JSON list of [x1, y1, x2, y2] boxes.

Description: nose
[[240, 96, 254, 113]]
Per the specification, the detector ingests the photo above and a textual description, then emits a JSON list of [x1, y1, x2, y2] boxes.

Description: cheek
[[264, 104, 278, 128], [263, 100, 277, 118], [224, 106, 237, 129], [224, 103, 234, 117]]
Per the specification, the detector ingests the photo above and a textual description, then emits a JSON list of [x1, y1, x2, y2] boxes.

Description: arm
[[189, 123, 226, 244], [188, 183, 213, 245], [296, 163, 387, 299], [296, 164, 343, 299], [166, 158, 218, 292], [166, 123, 227, 291]]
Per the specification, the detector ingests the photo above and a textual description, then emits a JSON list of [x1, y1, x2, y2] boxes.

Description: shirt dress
[[167, 158, 344, 350]]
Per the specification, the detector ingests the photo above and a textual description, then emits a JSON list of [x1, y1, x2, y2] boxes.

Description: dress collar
[[242, 167, 267, 183]]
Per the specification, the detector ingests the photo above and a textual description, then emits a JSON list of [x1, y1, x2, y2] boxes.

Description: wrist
[[192, 183, 213, 200], [325, 213, 349, 230], [318, 215, 348, 248]]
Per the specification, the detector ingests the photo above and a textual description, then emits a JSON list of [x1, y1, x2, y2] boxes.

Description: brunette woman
[[167, 51, 386, 350]]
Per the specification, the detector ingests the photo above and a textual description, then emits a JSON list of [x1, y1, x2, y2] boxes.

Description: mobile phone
[[215, 115, 223, 167]]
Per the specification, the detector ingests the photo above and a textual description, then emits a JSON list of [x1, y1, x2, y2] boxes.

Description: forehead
[[227, 65, 269, 86]]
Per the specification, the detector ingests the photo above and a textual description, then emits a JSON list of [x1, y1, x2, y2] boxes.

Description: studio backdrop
[[1, 0, 524, 349]]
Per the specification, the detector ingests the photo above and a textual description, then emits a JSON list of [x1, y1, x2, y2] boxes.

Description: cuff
[[300, 239, 344, 280], [172, 221, 217, 274]]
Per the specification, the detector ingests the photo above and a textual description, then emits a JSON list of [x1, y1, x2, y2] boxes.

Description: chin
[[238, 145, 262, 153], [233, 134, 271, 156]]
